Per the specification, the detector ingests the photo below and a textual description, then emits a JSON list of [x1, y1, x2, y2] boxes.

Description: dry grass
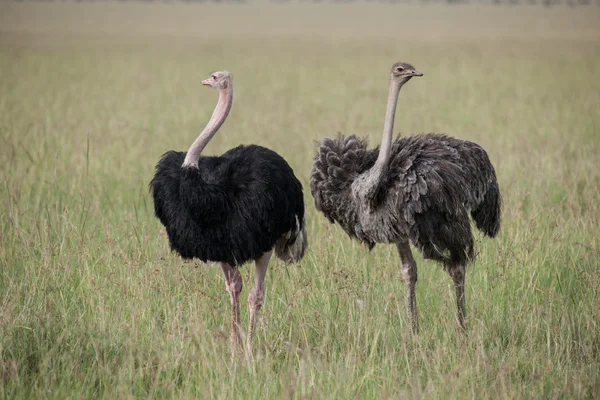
[[0, 2, 599, 398]]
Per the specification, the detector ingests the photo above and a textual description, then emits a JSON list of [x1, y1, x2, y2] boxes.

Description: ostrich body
[[150, 71, 307, 357], [310, 62, 501, 332]]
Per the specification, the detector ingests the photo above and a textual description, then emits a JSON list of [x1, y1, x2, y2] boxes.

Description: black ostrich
[[310, 62, 501, 333], [150, 71, 307, 357]]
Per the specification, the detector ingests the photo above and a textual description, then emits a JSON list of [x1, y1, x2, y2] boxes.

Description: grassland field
[[0, 2, 599, 398]]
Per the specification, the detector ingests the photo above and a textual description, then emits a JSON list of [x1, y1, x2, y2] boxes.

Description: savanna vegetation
[[1, 2, 599, 398]]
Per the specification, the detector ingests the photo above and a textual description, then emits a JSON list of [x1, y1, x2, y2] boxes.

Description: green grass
[[1, 2, 599, 398]]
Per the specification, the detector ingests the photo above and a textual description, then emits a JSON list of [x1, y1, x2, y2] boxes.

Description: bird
[[309, 62, 501, 333], [150, 70, 308, 358]]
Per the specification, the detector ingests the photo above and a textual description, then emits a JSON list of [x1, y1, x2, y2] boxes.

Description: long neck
[[353, 78, 403, 202], [375, 78, 402, 169], [182, 86, 234, 168]]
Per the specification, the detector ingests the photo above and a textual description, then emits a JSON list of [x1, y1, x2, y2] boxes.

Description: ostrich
[[150, 71, 307, 357], [310, 62, 501, 333]]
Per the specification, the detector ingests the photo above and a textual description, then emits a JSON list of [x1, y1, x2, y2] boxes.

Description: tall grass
[[0, 2, 599, 398]]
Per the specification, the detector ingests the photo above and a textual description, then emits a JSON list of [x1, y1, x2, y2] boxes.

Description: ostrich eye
[[397, 66, 404, 72], [211, 75, 217, 80]]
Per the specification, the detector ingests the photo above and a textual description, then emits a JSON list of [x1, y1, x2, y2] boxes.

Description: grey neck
[[353, 77, 403, 202], [182, 86, 234, 168], [374, 78, 402, 170]]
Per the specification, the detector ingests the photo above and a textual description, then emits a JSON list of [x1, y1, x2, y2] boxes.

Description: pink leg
[[220, 263, 243, 360], [247, 250, 272, 357]]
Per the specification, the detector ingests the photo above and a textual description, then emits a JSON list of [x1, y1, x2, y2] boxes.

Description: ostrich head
[[182, 70, 234, 168], [390, 62, 423, 86], [350, 61, 424, 203], [202, 71, 233, 91]]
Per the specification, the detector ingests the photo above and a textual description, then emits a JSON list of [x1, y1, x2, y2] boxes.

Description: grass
[[1, 2, 599, 398]]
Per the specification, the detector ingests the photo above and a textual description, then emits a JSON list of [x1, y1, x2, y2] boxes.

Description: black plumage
[[151, 145, 306, 266], [149, 70, 307, 357]]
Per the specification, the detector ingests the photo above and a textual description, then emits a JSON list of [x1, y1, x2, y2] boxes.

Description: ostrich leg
[[220, 263, 243, 359], [247, 250, 272, 357], [396, 241, 419, 334], [448, 264, 467, 332]]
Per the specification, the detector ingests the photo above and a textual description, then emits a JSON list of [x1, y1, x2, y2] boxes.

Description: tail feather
[[275, 215, 308, 264], [471, 181, 502, 238]]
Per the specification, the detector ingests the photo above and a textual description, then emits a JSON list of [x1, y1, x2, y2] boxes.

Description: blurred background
[[0, 0, 599, 398]]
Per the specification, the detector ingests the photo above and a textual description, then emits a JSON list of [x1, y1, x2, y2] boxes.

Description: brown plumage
[[310, 62, 501, 333]]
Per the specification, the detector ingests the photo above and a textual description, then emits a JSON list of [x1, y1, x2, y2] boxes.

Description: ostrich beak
[[201, 79, 211, 86], [410, 70, 423, 77]]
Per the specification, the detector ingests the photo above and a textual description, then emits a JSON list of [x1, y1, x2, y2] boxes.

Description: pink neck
[[182, 86, 234, 168]]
